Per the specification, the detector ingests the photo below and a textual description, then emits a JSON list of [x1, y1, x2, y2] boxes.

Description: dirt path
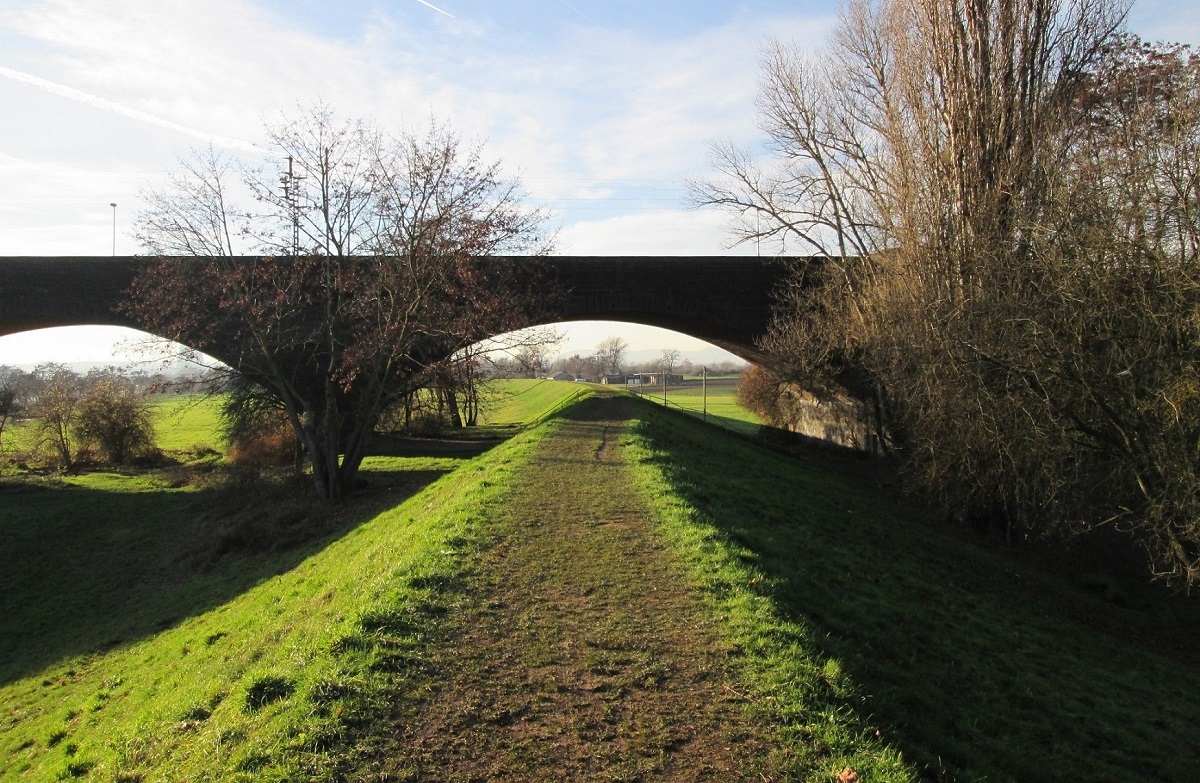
[[372, 395, 775, 781]]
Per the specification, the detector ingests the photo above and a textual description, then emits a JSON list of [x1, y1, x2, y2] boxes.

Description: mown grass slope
[[622, 397, 1200, 781], [0, 433, 537, 781], [476, 378, 589, 428]]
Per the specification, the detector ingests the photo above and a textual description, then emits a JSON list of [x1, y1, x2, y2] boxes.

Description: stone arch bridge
[[0, 256, 805, 364]]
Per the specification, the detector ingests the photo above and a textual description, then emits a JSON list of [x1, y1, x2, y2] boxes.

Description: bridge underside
[[0, 256, 798, 365]]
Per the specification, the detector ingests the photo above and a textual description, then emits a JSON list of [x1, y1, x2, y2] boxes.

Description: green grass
[[5, 384, 1200, 781], [476, 378, 590, 428], [0, 394, 225, 465], [0, 414, 42, 458], [0, 428, 540, 781], [345, 395, 780, 779], [148, 394, 225, 454], [621, 397, 1200, 782], [3, 382, 582, 466], [632, 378, 761, 435]]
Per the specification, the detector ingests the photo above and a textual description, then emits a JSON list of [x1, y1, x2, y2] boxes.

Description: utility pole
[[702, 365, 707, 422], [109, 202, 117, 256], [280, 155, 305, 255]]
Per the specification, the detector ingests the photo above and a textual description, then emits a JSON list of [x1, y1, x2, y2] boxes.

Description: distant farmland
[[630, 375, 760, 435]]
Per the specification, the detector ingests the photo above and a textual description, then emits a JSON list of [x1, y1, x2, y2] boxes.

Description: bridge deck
[[0, 255, 803, 362]]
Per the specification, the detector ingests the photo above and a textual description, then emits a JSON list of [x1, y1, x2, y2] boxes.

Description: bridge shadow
[[0, 464, 450, 687]]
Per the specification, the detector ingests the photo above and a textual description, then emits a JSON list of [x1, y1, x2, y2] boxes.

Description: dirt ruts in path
[[374, 395, 775, 781]]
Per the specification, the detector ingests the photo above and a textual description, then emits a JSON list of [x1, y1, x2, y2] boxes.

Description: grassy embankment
[[0, 380, 581, 781], [347, 394, 783, 780], [3, 379, 1199, 781], [621, 397, 1200, 781], [475, 378, 591, 429]]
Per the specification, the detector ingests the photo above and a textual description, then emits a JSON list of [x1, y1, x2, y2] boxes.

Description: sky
[[1, 0, 1197, 368]]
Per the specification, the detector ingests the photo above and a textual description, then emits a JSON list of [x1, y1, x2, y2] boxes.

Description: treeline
[[545, 355, 745, 380], [694, 0, 1200, 586]]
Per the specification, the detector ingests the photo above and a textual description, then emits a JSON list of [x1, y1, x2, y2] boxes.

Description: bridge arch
[[485, 319, 750, 371], [0, 256, 800, 367]]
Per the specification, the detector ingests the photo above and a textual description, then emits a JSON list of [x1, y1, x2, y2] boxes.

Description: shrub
[[221, 380, 300, 468], [74, 377, 156, 465], [226, 424, 297, 468]]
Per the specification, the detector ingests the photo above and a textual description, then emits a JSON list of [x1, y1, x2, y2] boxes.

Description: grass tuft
[[243, 675, 294, 712]]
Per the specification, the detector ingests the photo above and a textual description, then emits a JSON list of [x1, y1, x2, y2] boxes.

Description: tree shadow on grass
[[0, 465, 451, 686], [630, 405, 1200, 783]]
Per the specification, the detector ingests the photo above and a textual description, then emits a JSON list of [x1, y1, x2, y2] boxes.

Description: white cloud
[[0, 1, 835, 249]]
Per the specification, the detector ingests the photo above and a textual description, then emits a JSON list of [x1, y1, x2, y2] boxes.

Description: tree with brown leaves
[[126, 106, 553, 499]]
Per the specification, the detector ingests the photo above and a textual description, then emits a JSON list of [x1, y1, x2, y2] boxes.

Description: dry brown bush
[[696, 0, 1200, 585], [227, 424, 298, 468]]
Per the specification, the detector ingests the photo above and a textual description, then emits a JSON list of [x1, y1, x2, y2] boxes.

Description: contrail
[[0, 65, 258, 153], [414, 0, 455, 18], [559, 1, 597, 25]]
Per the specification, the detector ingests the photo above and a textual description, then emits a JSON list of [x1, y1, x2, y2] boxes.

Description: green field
[[148, 395, 225, 453], [2, 380, 587, 467], [1, 395, 226, 464], [0, 413, 42, 457], [3, 384, 1198, 781], [147, 380, 589, 451], [631, 378, 760, 435]]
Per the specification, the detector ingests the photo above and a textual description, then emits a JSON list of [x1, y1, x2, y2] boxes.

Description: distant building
[[644, 372, 684, 386], [548, 371, 575, 381]]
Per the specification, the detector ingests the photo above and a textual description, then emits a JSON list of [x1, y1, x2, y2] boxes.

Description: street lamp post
[[109, 203, 117, 256]]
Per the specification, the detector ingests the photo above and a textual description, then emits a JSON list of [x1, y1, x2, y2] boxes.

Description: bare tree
[[595, 336, 629, 375], [561, 353, 601, 380], [689, 0, 1200, 587], [29, 364, 82, 469], [127, 105, 553, 499], [659, 348, 682, 374], [135, 145, 246, 256]]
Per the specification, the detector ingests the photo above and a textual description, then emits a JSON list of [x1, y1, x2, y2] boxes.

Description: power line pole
[[280, 155, 305, 255]]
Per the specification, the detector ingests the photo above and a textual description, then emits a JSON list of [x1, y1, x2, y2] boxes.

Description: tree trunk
[[446, 388, 463, 428]]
